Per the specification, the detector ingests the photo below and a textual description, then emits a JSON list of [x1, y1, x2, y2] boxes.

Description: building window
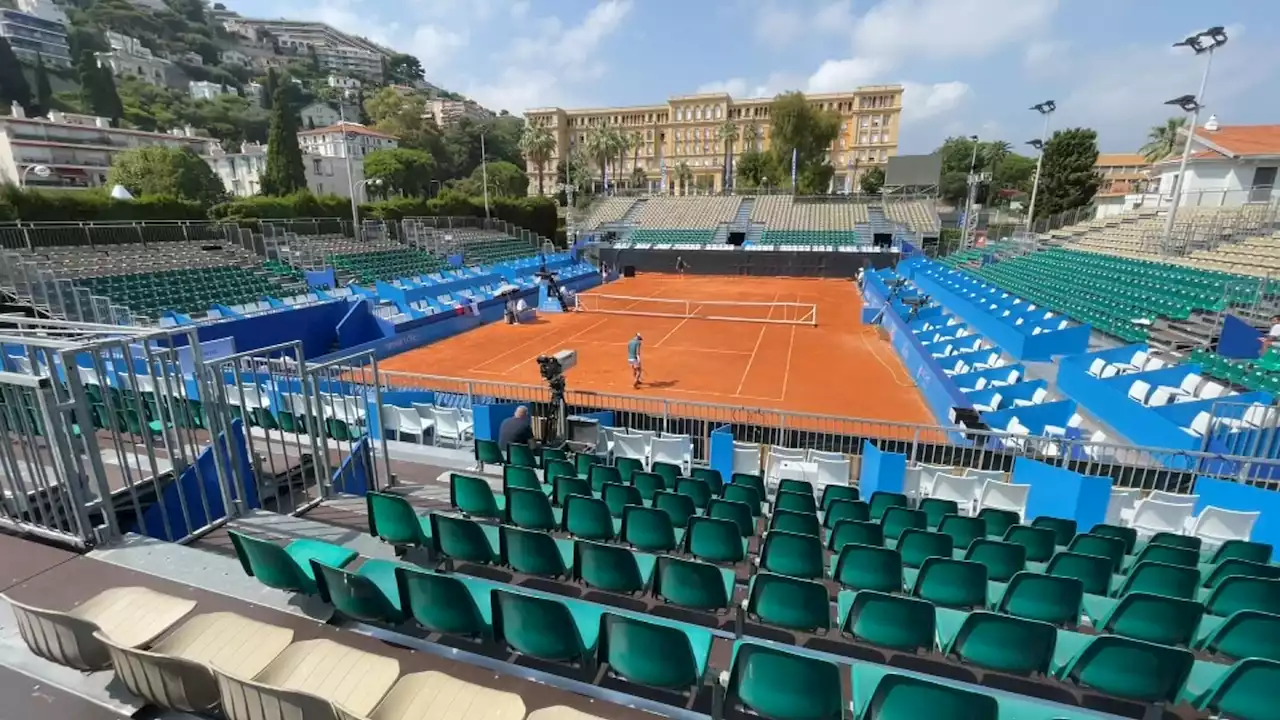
[[312, 158, 322, 173]]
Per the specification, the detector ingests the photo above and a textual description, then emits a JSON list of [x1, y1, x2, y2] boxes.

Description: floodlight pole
[[480, 130, 491, 220], [339, 104, 360, 242], [1161, 28, 1226, 254], [1025, 101, 1056, 232], [959, 136, 980, 249]]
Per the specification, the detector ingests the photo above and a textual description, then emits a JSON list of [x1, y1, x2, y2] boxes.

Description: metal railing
[[377, 369, 1280, 490], [0, 221, 239, 250]]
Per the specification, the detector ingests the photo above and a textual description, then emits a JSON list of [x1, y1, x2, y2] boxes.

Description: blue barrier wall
[[335, 299, 389, 350], [193, 301, 350, 359], [964, 379, 1047, 409], [332, 437, 374, 496], [858, 441, 907, 496], [1192, 477, 1280, 560], [710, 425, 734, 483], [305, 268, 336, 290], [473, 402, 523, 442], [1015, 456, 1111, 531], [1220, 314, 1265, 359], [981, 399, 1078, 435]]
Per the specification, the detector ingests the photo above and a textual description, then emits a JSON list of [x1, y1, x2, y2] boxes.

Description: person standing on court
[[676, 255, 688, 277], [498, 405, 534, 454], [628, 333, 643, 388]]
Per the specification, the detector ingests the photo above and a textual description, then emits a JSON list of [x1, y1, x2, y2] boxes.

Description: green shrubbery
[[2, 187, 560, 240]]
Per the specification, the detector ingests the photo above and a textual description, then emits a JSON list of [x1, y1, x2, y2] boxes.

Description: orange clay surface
[[378, 273, 934, 431]]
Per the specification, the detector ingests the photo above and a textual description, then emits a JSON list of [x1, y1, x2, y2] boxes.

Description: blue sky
[[225, 0, 1280, 154]]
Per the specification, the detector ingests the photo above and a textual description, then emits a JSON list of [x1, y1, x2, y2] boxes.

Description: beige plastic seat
[[213, 638, 399, 720], [3, 586, 196, 670], [334, 670, 526, 720], [99, 612, 294, 713], [527, 707, 610, 720]]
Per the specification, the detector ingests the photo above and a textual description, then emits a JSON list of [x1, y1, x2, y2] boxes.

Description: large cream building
[[525, 86, 903, 195]]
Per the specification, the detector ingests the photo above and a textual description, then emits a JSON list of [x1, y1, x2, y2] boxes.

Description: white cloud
[[752, 0, 853, 50], [849, 0, 1057, 63], [806, 58, 887, 93], [1023, 40, 1067, 70], [900, 81, 972, 123], [409, 25, 468, 76], [695, 72, 801, 99]]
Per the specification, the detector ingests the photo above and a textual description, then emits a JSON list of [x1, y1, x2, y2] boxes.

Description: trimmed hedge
[[3, 186, 560, 241]]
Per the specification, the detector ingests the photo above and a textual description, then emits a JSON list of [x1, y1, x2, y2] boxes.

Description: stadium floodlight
[[1025, 101, 1056, 231], [960, 135, 981, 249], [1162, 26, 1227, 253], [1026, 139, 1044, 150]]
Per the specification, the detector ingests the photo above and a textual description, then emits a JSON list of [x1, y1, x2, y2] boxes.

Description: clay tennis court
[[377, 273, 933, 427]]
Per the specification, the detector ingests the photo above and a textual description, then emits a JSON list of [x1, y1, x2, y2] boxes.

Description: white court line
[[466, 323, 575, 370], [780, 318, 798, 403], [653, 313, 693, 347], [734, 291, 780, 396]]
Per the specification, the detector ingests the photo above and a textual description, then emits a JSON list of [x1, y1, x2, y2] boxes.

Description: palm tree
[[631, 132, 643, 188], [518, 124, 556, 196], [741, 124, 760, 152], [584, 125, 614, 191], [1141, 116, 1187, 162], [675, 161, 693, 196], [983, 140, 1011, 169], [630, 165, 646, 189], [613, 130, 633, 188], [717, 121, 739, 191]]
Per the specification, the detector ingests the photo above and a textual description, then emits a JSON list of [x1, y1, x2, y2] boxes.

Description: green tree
[[585, 125, 615, 189], [675, 161, 693, 195], [860, 166, 885, 195], [261, 68, 277, 111], [457, 160, 528, 198], [767, 91, 840, 194], [260, 83, 306, 196], [363, 147, 434, 197], [96, 63, 123, 122], [0, 38, 31, 112], [107, 145, 225, 204], [365, 86, 432, 145], [31, 53, 52, 116], [734, 149, 781, 189], [384, 53, 424, 85], [1141, 116, 1186, 162], [518, 123, 556, 196], [1035, 127, 1101, 220], [630, 166, 646, 188], [717, 120, 738, 190]]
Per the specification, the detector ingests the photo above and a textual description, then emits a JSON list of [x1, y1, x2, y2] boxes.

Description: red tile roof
[[1157, 124, 1280, 166]]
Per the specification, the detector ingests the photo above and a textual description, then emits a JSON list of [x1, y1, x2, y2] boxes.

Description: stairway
[[619, 198, 647, 225], [746, 223, 766, 245], [733, 197, 754, 225]]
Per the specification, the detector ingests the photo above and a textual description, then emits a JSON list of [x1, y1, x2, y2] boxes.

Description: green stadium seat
[[507, 443, 538, 468], [599, 613, 712, 693], [838, 590, 935, 653], [450, 473, 505, 519], [1202, 575, 1280, 617], [573, 540, 655, 594], [654, 491, 698, 528], [895, 528, 953, 569], [620, 505, 683, 552], [311, 558, 404, 624], [908, 557, 988, 610], [1110, 560, 1199, 600], [936, 514, 985, 554], [652, 461, 682, 486], [1066, 533, 1127, 573], [1120, 543, 1199, 574], [492, 589, 597, 670], [632, 471, 667, 504], [563, 495, 620, 541], [500, 526, 574, 580], [1002, 524, 1056, 563], [939, 609, 1056, 676], [1201, 558, 1280, 591], [868, 491, 909, 521], [1143, 530, 1202, 554], [575, 452, 602, 478], [880, 507, 926, 543], [706, 498, 755, 537], [686, 516, 748, 565], [552, 475, 593, 507], [615, 456, 644, 484], [850, 666, 999, 720], [720, 483, 761, 512], [989, 572, 1083, 627], [675, 478, 713, 510], [919, 498, 960, 530], [770, 509, 822, 538], [1195, 609, 1280, 662], [720, 641, 844, 720], [1205, 539, 1273, 566], [601, 482, 643, 518], [228, 530, 355, 596], [977, 508, 1020, 538], [1030, 516, 1077, 547], [588, 464, 622, 494], [1083, 591, 1204, 646], [731, 472, 767, 500], [651, 555, 735, 613], [1045, 550, 1114, 596], [829, 519, 884, 552], [1089, 523, 1137, 555], [1053, 634, 1194, 705], [744, 571, 831, 634], [758, 530, 825, 580], [505, 487, 562, 531], [543, 459, 577, 486], [366, 491, 433, 549], [503, 465, 545, 495], [1181, 658, 1280, 718], [832, 544, 904, 593], [819, 484, 859, 511], [822, 499, 869, 529], [962, 539, 1026, 583], [691, 467, 723, 495], [541, 447, 568, 466], [430, 514, 501, 566], [474, 439, 504, 468], [774, 489, 819, 516], [778, 478, 815, 496]]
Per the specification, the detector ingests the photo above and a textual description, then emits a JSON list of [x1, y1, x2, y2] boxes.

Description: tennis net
[[574, 293, 817, 326]]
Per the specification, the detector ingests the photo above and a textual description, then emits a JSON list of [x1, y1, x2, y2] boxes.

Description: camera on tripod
[[535, 350, 577, 446]]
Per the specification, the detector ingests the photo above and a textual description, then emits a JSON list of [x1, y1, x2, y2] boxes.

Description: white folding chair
[[613, 433, 648, 466], [1012, 388, 1049, 408], [959, 377, 989, 393], [765, 446, 806, 492], [1114, 350, 1148, 373], [989, 369, 1020, 387], [1099, 365, 1119, 379], [813, 456, 850, 488], [930, 473, 981, 515], [807, 449, 844, 463], [411, 402, 434, 421], [429, 406, 470, 447], [1126, 380, 1151, 405], [633, 429, 657, 454], [971, 393, 1002, 414], [1191, 506, 1261, 548], [732, 441, 762, 476], [600, 426, 621, 455], [965, 468, 1006, 485], [1181, 412, 1212, 439], [1106, 487, 1139, 526], [1198, 381, 1226, 400], [977, 480, 1030, 521], [1146, 387, 1175, 407], [916, 463, 954, 497], [1146, 490, 1198, 506], [1128, 499, 1196, 539], [651, 436, 692, 473]]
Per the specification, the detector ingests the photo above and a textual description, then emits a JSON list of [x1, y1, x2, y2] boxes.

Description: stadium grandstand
[[6, 73, 1280, 720]]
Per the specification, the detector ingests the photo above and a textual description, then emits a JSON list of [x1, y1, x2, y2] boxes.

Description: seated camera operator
[[498, 405, 535, 453]]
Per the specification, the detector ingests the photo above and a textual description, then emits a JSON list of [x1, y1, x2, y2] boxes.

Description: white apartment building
[[328, 75, 361, 90], [297, 122, 397, 159], [97, 32, 171, 87], [0, 6, 71, 67], [189, 81, 231, 101], [219, 49, 250, 66], [221, 18, 390, 79], [15, 0, 65, 25], [0, 105, 214, 189], [244, 82, 264, 106], [207, 142, 366, 198], [429, 98, 493, 128], [299, 101, 341, 129]]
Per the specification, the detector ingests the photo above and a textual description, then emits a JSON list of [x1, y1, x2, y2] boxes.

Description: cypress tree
[[261, 68, 277, 111], [261, 83, 305, 195], [0, 37, 32, 111], [76, 49, 101, 114], [31, 53, 52, 116], [96, 63, 122, 124]]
